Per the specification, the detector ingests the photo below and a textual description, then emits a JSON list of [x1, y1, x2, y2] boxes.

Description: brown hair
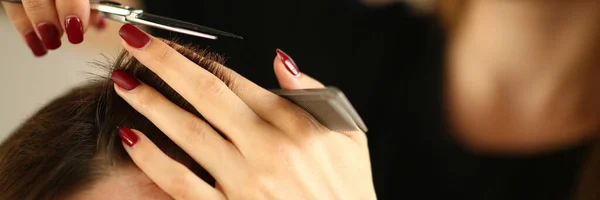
[[0, 39, 225, 199]]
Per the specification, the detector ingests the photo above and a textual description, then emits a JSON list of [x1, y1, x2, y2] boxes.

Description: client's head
[[0, 40, 225, 200]]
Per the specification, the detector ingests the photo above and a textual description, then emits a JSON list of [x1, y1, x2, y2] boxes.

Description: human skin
[[445, 0, 600, 154], [66, 166, 173, 200], [108, 24, 377, 199]]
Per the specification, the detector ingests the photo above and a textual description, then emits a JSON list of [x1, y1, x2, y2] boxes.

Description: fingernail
[[118, 126, 139, 147], [65, 16, 83, 44], [119, 24, 150, 48], [37, 22, 61, 50], [97, 18, 106, 30], [111, 70, 140, 90], [276, 49, 300, 77], [24, 29, 47, 57]]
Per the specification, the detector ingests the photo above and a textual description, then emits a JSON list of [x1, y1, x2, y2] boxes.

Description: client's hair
[[0, 40, 226, 199]]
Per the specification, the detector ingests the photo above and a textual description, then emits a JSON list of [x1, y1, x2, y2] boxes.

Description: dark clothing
[[144, 1, 590, 199]]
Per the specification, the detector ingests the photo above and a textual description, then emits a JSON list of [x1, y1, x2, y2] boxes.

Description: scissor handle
[[93, 0, 133, 10], [0, 0, 242, 40]]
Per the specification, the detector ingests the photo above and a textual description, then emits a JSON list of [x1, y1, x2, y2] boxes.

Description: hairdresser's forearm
[[446, 0, 600, 154]]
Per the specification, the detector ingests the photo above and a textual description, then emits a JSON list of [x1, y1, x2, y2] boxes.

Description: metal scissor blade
[[127, 13, 243, 40]]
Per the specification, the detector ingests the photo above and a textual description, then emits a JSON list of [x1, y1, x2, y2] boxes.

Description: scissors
[[2, 1, 367, 133], [0, 0, 243, 40]]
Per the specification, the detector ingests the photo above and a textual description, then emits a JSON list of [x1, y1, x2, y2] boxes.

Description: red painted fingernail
[[37, 22, 61, 50], [276, 49, 300, 77], [65, 16, 83, 44], [111, 70, 140, 90], [118, 126, 139, 147], [24, 29, 47, 57], [97, 18, 106, 30], [119, 24, 150, 48]]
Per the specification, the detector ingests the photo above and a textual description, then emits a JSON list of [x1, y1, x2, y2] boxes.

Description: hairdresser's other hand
[[111, 24, 376, 200], [1, 0, 105, 57]]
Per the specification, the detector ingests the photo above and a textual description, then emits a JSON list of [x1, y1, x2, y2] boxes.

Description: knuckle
[[194, 76, 227, 98], [237, 174, 273, 199], [152, 44, 176, 66], [285, 106, 321, 132], [23, 0, 50, 15], [135, 87, 159, 108], [181, 120, 209, 144], [271, 140, 299, 161], [129, 146, 150, 164], [164, 170, 194, 199], [253, 175, 273, 195]]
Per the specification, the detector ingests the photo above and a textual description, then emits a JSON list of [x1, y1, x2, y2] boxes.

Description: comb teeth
[[293, 99, 360, 132]]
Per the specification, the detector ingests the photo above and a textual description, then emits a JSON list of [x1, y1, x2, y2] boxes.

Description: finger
[[274, 49, 367, 142], [89, 10, 106, 30], [118, 127, 226, 200], [22, 0, 62, 49], [162, 42, 321, 139], [274, 49, 325, 89], [268, 49, 330, 132], [56, 0, 90, 44], [2, 2, 47, 56], [111, 70, 248, 187], [118, 24, 275, 149], [152, 41, 324, 138]]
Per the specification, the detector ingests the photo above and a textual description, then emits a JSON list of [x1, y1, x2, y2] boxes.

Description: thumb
[[274, 49, 325, 89]]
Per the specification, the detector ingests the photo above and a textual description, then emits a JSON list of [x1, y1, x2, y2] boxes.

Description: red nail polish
[[276, 49, 300, 77], [37, 22, 61, 50], [118, 127, 139, 147], [119, 24, 150, 48], [111, 70, 140, 90], [97, 18, 107, 30], [24, 29, 47, 57], [65, 16, 83, 44]]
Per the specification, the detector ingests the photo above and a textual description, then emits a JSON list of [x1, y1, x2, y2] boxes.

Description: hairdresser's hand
[[1, 0, 105, 57], [111, 24, 376, 200]]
